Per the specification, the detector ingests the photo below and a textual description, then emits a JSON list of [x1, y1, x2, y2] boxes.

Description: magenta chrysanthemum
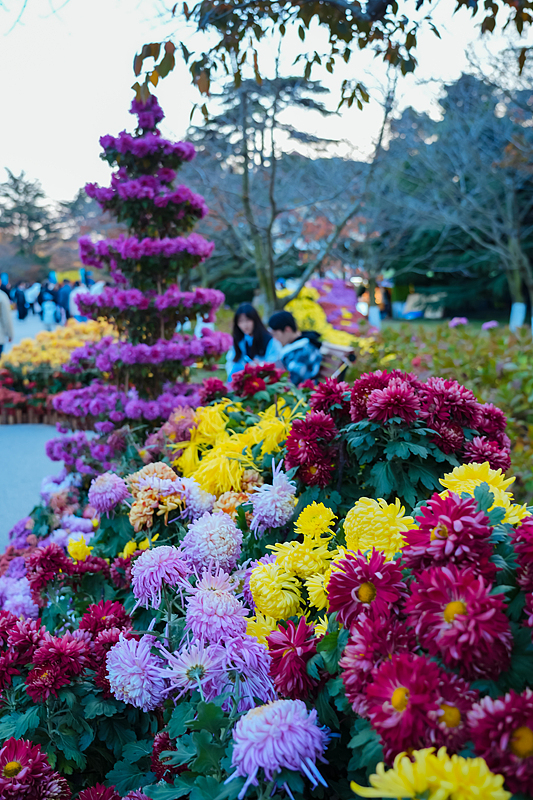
[[106, 634, 167, 711], [418, 377, 481, 428], [463, 436, 511, 472], [511, 519, 533, 591], [267, 617, 318, 700], [78, 786, 120, 800], [327, 549, 408, 628], [88, 472, 129, 514], [79, 599, 132, 637], [185, 571, 248, 642], [249, 460, 296, 536], [365, 653, 441, 758], [182, 511, 242, 572], [428, 673, 478, 753], [339, 612, 415, 716], [367, 378, 421, 424], [402, 491, 495, 578], [468, 688, 533, 794], [406, 564, 512, 679], [309, 378, 351, 421], [350, 370, 391, 422], [131, 545, 190, 609], [229, 699, 329, 798], [0, 737, 71, 799]]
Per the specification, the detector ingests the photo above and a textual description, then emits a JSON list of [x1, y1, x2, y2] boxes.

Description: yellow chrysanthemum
[[294, 502, 337, 541], [314, 615, 329, 637], [305, 571, 330, 610], [1, 319, 114, 370], [440, 462, 530, 526], [249, 562, 302, 620], [67, 535, 93, 562], [246, 612, 278, 644], [269, 539, 333, 579], [344, 497, 414, 560], [190, 439, 246, 495], [351, 747, 510, 800], [248, 413, 293, 455], [120, 534, 158, 559]]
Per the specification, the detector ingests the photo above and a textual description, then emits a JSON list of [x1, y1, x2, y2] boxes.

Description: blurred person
[[69, 281, 88, 321], [225, 302, 282, 379], [41, 291, 58, 332], [268, 310, 322, 385], [0, 287, 14, 355], [25, 281, 41, 315], [58, 279, 72, 321], [14, 282, 28, 320]]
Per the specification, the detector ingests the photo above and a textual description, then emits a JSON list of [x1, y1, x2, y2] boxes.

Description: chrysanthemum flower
[[180, 476, 215, 521], [228, 699, 329, 798], [428, 673, 478, 753], [464, 436, 511, 472], [185, 570, 248, 642], [340, 612, 415, 716], [298, 459, 335, 487], [161, 640, 223, 699], [199, 376, 227, 404], [440, 462, 530, 525], [350, 370, 391, 422], [267, 617, 318, 700], [215, 635, 276, 712], [285, 412, 336, 469], [418, 376, 481, 428], [88, 472, 129, 515], [6, 618, 45, 662], [310, 377, 351, 421], [430, 420, 465, 455], [328, 549, 408, 629], [510, 518, 533, 591], [25, 663, 70, 703], [126, 461, 178, 497], [249, 460, 296, 536], [477, 403, 508, 438], [366, 653, 441, 758], [181, 511, 242, 572], [269, 538, 333, 579], [343, 498, 414, 560], [367, 378, 421, 424], [67, 534, 93, 562], [469, 689, 533, 795], [25, 543, 72, 606], [294, 501, 337, 539], [131, 545, 190, 609], [402, 491, 494, 578], [249, 561, 302, 620], [151, 731, 180, 784], [246, 612, 278, 644], [406, 565, 512, 680], [305, 571, 329, 610], [78, 599, 132, 637], [0, 736, 72, 799], [78, 785, 120, 800], [107, 634, 167, 712], [33, 631, 89, 677], [351, 746, 510, 800]]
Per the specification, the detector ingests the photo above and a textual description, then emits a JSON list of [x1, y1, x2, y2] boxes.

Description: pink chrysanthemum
[[25, 543, 72, 605], [367, 378, 421, 424], [327, 549, 408, 628], [267, 617, 318, 700], [428, 673, 478, 754], [88, 472, 129, 515], [200, 377, 227, 404], [468, 688, 533, 795], [406, 564, 512, 680], [106, 634, 167, 712], [0, 737, 71, 799], [229, 699, 329, 798], [79, 599, 132, 636], [131, 545, 190, 609], [33, 631, 89, 677], [182, 511, 242, 572], [463, 436, 511, 472], [365, 653, 441, 759], [477, 403, 508, 438], [6, 617, 46, 662], [285, 411, 337, 469], [185, 570, 248, 642], [429, 420, 465, 454], [402, 492, 495, 578], [215, 635, 276, 712], [350, 371, 391, 422], [25, 664, 70, 703], [78, 786, 120, 800], [250, 460, 296, 536], [418, 377, 481, 428], [124, 792, 150, 800], [309, 378, 351, 421], [297, 458, 335, 488], [511, 519, 533, 591], [339, 612, 415, 716], [160, 640, 223, 699]]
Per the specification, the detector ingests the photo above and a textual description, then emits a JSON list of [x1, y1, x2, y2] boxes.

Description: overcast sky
[[0, 0, 531, 203]]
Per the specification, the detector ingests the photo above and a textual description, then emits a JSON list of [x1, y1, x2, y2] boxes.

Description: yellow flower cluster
[[343, 497, 415, 561], [248, 502, 337, 625], [126, 462, 184, 532], [277, 286, 354, 347], [175, 400, 296, 497], [67, 535, 93, 562], [351, 746, 510, 800], [1, 319, 114, 372], [440, 462, 530, 526]]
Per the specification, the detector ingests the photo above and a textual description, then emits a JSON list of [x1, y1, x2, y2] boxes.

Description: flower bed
[[0, 361, 531, 799]]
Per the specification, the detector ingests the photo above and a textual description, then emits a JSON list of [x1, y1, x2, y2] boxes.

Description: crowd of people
[[226, 302, 323, 384]]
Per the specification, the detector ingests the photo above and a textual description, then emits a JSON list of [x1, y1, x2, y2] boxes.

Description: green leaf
[[122, 739, 153, 763], [191, 730, 225, 774], [83, 695, 123, 719], [145, 782, 192, 800], [98, 718, 137, 757], [191, 775, 224, 800], [167, 701, 194, 738], [14, 706, 41, 738], [105, 761, 155, 794], [190, 702, 227, 735], [473, 483, 496, 514], [0, 713, 20, 739], [159, 734, 196, 767]]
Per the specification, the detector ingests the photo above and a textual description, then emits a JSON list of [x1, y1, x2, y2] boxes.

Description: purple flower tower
[[53, 94, 231, 425]]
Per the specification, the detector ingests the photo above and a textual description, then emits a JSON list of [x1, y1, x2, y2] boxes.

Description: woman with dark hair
[[225, 302, 282, 379]]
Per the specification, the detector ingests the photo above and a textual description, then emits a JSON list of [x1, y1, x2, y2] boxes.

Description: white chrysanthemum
[[182, 511, 242, 571], [250, 460, 296, 537]]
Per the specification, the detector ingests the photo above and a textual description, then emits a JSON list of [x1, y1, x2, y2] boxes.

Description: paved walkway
[[3, 310, 57, 355], [0, 425, 58, 549]]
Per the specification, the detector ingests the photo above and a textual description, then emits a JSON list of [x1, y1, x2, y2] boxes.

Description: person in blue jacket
[[225, 303, 282, 379]]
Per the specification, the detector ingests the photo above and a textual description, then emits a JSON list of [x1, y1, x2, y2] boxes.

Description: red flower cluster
[[25, 543, 73, 606], [230, 362, 283, 396], [199, 376, 227, 404], [26, 631, 90, 702], [348, 369, 510, 469], [267, 617, 318, 699], [0, 612, 46, 691], [79, 599, 132, 637], [151, 731, 185, 783], [309, 378, 351, 423], [0, 736, 71, 799], [78, 785, 120, 800], [511, 518, 533, 592], [285, 410, 338, 487]]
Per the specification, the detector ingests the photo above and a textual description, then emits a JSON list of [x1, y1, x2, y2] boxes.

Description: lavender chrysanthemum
[[228, 699, 329, 799], [88, 472, 129, 514], [182, 511, 242, 572], [215, 635, 276, 712], [132, 545, 190, 609], [106, 634, 167, 711], [250, 460, 296, 536], [180, 476, 215, 520], [185, 571, 248, 642], [161, 640, 223, 699]]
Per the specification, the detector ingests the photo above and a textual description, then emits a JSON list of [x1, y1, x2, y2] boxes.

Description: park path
[[0, 425, 57, 549], [3, 309, 57, 354]]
